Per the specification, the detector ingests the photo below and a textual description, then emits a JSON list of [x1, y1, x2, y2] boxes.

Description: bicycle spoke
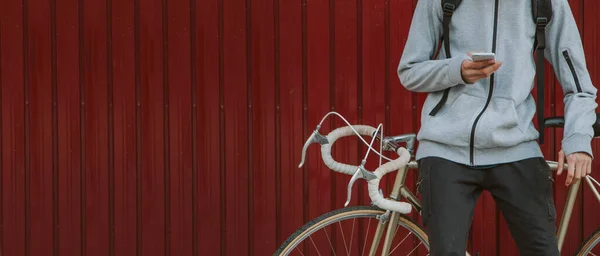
[[338, 222, 351, 256], [349, 218, 356, 254], [406, 241, 423, 255], [308, 235, 322, 256], [387, 231, 412, 255], [321, 227, 337, 256], [361, 218, 372, 256], [295, 246, 306, 256]]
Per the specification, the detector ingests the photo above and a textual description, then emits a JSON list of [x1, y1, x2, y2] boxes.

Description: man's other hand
[[557, 149, 593, 186], [461, 59, 502, 84]]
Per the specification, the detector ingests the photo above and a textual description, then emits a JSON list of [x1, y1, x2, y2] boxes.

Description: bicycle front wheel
[[274, 206, 429, 256], [576, 228, 600, 255]]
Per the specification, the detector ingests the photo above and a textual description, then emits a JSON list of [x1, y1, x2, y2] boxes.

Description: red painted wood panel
[[197, 0, 222, 254], [56, 0, 82, 253], [139, 0, 166, 253], [250, 0, 277, 253], [389, 0, 423, 254], [27, 0, 55, 252], [1, 0, 26, 254], [306, 0, 333, 254], [82, 0, 110, 254], [167, 0, 193, 254], [333, 0, 360, 254], [111, 0, 137, 254], [222, 0, 250, 254], [550, 1, 584, 256], [2, 0, 600, 255], [277, 0, 304, 247], [583, 0, 600, 249]]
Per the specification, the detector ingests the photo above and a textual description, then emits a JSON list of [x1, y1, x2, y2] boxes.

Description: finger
[[588, 160, 592, 175], [478, 62, 503, 77], [576, 158, 585, 182], [464, 59, 496, 69], [566, 156, 575, 186], [557, 150, 564, 175]]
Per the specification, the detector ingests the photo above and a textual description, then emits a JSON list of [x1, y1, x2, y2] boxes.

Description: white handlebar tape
[[368, 147, 412, 214], [320, 125, 377, 175]]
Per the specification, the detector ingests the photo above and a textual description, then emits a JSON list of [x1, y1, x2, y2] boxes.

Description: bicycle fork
[[368, 162, 413, 256]]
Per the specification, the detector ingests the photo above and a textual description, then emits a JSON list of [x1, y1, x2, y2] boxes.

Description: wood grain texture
[[139, 0, 166, 254], [197, 0, 223, 254], [222, 0, 250, 254], [111, 0, 137, 254], [167, 0, 193, 253], [1, 0, 600, 254], [1, 0, 26, 254], [26, 0, 54, 252], [82, 0, 110, 254], [249, 0, 277, 253], [277, 0, 304, 247], [56, 0, 82, 253]]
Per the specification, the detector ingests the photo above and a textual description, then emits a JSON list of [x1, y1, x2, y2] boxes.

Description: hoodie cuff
[[562, 133, 594, 159], [447, 53, 470, 85]]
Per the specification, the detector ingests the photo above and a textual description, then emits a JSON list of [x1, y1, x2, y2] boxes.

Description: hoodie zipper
[[563, 50, 583, 93], [469, 0, 499, 165]]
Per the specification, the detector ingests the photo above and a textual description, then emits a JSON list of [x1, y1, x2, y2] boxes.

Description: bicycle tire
[[576, 227, 600, 255], [273, 205, 429, 256]]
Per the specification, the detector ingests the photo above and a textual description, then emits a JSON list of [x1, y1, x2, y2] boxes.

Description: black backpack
[[430, 0, 554, 143]]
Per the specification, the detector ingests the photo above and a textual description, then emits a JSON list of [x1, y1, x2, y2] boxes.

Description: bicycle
[[274, 112, 600, 256]]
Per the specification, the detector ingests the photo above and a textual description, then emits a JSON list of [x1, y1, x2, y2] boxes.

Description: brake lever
[[298, 125, 329, 168], [344, 161, 378, 207]]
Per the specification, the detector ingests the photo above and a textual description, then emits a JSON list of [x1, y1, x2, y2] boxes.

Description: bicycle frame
[[371, 134, 600, 255]]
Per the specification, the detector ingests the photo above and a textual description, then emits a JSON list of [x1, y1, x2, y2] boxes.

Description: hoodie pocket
[[474, 97, 534, 148], [563, 50, 583, 93], [419, 93, 486, 147]]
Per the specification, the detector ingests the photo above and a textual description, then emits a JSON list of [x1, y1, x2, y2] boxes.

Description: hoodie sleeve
[[545, 0, 598, 158], [397, 0, 471, 93]]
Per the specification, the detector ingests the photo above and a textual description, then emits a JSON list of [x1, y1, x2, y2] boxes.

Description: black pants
[[417, 157, 559, 256]]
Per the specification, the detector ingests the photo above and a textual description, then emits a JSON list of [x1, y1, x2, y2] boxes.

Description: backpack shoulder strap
[[441, 0, 461, 59], [532, 0, 552, 144], [429, 0, 462, 116]]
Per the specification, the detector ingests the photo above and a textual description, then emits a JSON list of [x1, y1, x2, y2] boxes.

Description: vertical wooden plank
[[56, 0, 82, 253], [332, 0, 359, 253], [134, 0, 142, 253], [250, 0, 277, 252], [112, 0, 137, 254], [167, 0, 193, 253], [26, 0, 54, 252], [107, 0, 116, 253], [550, 1, 583, 255], [82, 0, 110, 253], [139, 0, 165, 252], [50, 0, 60, 253], [583, 0, 600, 246], [361, 0, 389, 252], [277, 0, 304, 246], [0, 16, 3, 256], [222, 0, 249, 254], [0, 0, 26, 253], [305, 0, 332, 254], [471, 192, 497, 255], [190, 0, 199, 254], [198, 0, 222, 253], [389, 0, 423, 254]]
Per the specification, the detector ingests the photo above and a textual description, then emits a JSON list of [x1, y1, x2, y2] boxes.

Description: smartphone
[[471, 52, 495, 62]]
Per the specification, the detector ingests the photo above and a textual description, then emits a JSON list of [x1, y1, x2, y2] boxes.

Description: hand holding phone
[[461, 53, 502, 84]]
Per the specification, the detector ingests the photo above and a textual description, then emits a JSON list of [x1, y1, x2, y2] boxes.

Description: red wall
[[1, 0, 600, 255]]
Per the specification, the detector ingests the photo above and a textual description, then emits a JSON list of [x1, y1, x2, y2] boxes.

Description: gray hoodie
[[398, 0, 597, 166]]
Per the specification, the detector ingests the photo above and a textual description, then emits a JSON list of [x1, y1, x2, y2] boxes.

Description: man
[[398, 0, 598, 255]]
